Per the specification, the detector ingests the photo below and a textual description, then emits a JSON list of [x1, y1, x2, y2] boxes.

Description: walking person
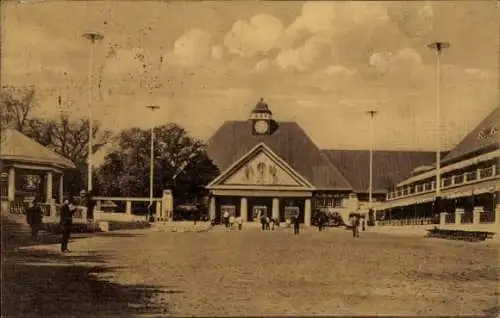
[[260, 213, 266, 231], [351, 214, 360, 238], [223, 210, 229, 228], [60, 198, 75, 253], [293, 216, 300, 235], [26, 198, 43, 240], [317, 212, 324, 232]]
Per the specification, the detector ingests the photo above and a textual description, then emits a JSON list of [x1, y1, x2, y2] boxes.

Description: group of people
[[221, 210, 243, 230], [25, 197, 77, 253]]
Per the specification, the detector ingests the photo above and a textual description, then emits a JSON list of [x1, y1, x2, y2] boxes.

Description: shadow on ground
[[2, 218, 171, 317]]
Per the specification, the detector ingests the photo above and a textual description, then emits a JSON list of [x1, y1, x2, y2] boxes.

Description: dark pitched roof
[[1, 129, 75, 169], [442, 105, 500, 164], [207, 120, 352, 190], [322, 150, 437, 193]]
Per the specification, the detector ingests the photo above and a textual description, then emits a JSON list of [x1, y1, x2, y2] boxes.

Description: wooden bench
[[426, 228, 496, 242]]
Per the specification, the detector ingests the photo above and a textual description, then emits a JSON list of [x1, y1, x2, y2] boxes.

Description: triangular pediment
[[207, 143, 314, 189]]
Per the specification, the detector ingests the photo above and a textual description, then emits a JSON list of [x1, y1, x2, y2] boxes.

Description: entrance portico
[[207, 142, 315, 225]]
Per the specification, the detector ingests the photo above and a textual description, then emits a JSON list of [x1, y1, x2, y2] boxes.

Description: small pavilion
[[0, 128, 75, 213]]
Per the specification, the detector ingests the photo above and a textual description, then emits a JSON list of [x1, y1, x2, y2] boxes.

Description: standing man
[[26, 198, 43, 240], [293, 216, 300, 235], [60, 198, 75, 253]]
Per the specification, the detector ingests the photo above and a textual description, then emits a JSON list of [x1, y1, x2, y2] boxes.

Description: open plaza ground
[[2, 223, 499, 317]]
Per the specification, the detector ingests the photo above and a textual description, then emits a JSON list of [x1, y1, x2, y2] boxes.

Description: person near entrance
[[223, 210, 230, 228], [60, 198, 75, 253]]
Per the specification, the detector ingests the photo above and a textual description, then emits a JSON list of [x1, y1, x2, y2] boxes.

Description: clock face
[[254, 120, 269, 134]]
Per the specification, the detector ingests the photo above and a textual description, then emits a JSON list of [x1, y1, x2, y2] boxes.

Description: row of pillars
[[439, 204, 500, 226], [209, 197, 312, 226], [7, 168, 63, 204]]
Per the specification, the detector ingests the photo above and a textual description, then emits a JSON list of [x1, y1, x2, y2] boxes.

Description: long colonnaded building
[[205, 99, 437, 225], [375, 105, 500, 229]]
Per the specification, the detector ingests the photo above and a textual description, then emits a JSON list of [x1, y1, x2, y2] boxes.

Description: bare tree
[[0, 85, 37, 133]]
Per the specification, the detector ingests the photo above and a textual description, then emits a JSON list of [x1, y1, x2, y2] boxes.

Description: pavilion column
[[473, 206, 483, 225], [45, 172, 53, 203], [454, 208, 464, 226], [272, 198, 280, 220], [7, 168, 15, 201], [304, 198, 312, 226], [495, 203, 500, 226], [240, 197, 248, 222], [59, 174, 64, 203], [209, 196, 216, 220], [125, 201, 132, 214]]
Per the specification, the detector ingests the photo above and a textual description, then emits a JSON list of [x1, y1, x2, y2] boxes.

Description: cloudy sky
[[2, 0, 499, 153]]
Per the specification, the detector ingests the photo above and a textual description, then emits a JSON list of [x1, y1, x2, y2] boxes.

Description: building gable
[[207, 143, 314, 190], [206, 120, 352, 190], [442, 105, 500, 164]]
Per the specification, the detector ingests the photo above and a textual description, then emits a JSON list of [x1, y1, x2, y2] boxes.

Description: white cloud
[[323, 65, 357, 76], [254, 59, 271, 72], [463, 68, 493, 79], [369, 48, 422, 74], [211, 45, 224, 60], [170, 29, 214, 67], [387, 3, 434, 39], [284, 2, 389, 48], [274, 35, 333, 71], [224, 13, 285, 58]]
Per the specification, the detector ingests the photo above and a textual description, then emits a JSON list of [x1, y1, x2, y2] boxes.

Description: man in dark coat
[[293, 216, 300, 235], [60, 198, 75, 253], [26, 198, 43, 239]]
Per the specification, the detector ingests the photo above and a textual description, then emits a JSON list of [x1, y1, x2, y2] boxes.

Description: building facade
[[376, 106, 500, 228], [206, 99, 437, 225]]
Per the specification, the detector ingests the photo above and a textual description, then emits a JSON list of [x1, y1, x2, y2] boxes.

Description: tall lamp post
[[146, 105, 160, 220], [366, 110, 378, 223], [82, 32, 104, 192], [428, 41, 450, 205]]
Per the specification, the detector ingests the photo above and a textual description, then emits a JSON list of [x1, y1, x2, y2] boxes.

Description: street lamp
[[427, 41, 450, 201], [82, 31, 104, 192], [366, 110, 378, 212], [146, 105, 160, 213]]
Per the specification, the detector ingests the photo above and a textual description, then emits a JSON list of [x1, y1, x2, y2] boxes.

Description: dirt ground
[[2, 225, 499, 317]]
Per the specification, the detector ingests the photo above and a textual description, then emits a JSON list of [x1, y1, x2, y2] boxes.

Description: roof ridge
[[291, 124, 353, 190]]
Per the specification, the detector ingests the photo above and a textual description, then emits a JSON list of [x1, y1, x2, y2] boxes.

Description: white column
[[473, 206, 483, 225], [7, 168, 15, 201], [209, 196, 216, 220], [46, 172, 53, 203], [162, 189, 174, 221], [59, 174, 64, 203], [155, 201, 162, 221], [304, 198, 312, 226], [439, 212, 447, 226], [272, 198, 280, 220], [125, 200, 132, 214], [495, 203, 500, 226], [454, 208, 464, 225], [240, 197, 248, 222]]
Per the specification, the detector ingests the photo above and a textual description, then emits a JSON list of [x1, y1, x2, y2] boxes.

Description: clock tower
[[251, 98, 273, 135]]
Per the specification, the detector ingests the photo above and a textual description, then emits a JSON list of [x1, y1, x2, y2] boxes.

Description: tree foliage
[[96, 124, 219, 202], [0, 85, 37, 133], [1, 85, 112, 195]]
